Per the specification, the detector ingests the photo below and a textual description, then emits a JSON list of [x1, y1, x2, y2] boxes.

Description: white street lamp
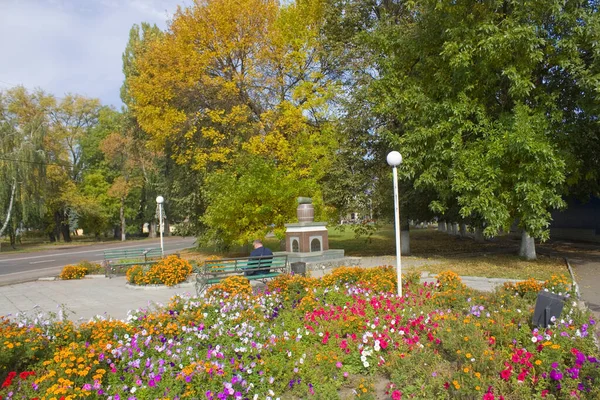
[[156, 195, 164, 257], [386, 151, 403, 297]]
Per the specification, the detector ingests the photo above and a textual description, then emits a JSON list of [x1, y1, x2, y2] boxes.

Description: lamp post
[[156, 195, 164, 257], [386, 151, 403, 297]]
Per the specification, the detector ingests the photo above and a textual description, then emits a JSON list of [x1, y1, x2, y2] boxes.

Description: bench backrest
[[204, 255, 287, 274]]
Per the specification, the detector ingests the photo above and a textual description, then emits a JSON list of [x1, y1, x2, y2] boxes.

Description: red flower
[[19, 371, 34, 380], [541, 389, 549, 398], [500, 369, 511, 381], [444, 382, 450, 390]]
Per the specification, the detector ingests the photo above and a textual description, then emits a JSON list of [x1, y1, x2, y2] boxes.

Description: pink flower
[[391, 390, 402, 400], [336, 362, 342, 369], [500, 369, 511, 381]]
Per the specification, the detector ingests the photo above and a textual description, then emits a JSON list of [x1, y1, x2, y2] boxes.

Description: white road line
[[29, 260, 55, 264], [0, 240, 192, 263], [0, 266, 62, 277]]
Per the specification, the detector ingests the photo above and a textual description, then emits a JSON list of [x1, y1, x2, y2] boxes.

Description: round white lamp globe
[[156, 195, 164, 204], [386, 151, 403, 167]]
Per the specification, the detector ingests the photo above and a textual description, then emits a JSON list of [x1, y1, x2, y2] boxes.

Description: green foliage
[[201, 155, 320, 246], [356, 0, 597, 241]]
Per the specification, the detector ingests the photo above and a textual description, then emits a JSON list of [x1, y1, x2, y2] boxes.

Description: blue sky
[[0, 0, 185, 108]]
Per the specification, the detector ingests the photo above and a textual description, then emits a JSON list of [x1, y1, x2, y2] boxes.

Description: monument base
[[276, 250, 362, 271]]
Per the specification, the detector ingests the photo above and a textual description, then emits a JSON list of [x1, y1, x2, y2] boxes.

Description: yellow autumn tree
[[128, 0, 338, 245]]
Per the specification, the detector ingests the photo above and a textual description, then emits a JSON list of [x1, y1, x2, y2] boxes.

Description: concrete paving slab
[[0, 276, 196, 323]]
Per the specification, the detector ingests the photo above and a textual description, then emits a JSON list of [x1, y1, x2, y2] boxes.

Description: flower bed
[[126, 255, 193, 287], [59, 261, 103, 280], [1, 266, 598, 399]]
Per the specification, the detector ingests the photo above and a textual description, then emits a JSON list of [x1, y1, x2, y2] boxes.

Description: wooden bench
[[195, 255, 288, 295], [103, 247, 162, 278]]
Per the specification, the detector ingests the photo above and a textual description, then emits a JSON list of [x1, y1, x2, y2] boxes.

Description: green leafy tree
[[0, 87, 51, 245], [360, 0, 599, 259], [201, 155, 322, 247]]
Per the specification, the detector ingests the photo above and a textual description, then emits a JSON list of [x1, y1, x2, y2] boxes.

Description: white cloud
[[0, 0, 182, 107]]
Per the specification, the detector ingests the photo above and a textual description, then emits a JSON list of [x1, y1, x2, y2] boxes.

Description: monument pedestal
[[279, 197, 347, 270], [285, 222, 329, 253]]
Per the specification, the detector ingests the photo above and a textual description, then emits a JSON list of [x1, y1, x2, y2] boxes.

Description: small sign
[[532, 291, 565, 328]]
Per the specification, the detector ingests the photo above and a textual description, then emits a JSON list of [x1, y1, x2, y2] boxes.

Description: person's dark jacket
[[246, 246, 273, 276]]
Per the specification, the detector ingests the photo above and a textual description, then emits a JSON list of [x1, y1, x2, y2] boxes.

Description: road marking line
[[0, 240, 193, 263], [29, 260, 55, 264]]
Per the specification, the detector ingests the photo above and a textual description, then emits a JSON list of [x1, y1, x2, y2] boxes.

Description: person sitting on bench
[[245, 239, 273, 276]]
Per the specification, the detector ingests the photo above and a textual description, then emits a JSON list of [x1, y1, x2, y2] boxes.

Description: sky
[[0, 0, 186, 108]]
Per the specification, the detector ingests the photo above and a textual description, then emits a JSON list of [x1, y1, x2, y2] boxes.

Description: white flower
[[363, 361, 370, 367]]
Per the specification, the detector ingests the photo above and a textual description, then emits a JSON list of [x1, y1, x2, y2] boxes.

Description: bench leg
[[195, 275, 208, 296]]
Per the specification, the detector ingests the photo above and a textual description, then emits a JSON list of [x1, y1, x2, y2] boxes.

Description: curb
[[125, 281, 196, 291], [564, 257, 581, 300], [566, 257, 600, 350]]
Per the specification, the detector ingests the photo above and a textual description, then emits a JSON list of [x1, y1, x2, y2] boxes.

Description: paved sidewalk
[[0, 277, 197, 323], [0, 257, 519, 323]]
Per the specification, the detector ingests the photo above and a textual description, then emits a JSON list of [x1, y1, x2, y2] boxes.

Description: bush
[[76, 260, 103, 275], [59, 265, 88, 280], [125, 255, 192, 286], [206, 275, 253, 297]]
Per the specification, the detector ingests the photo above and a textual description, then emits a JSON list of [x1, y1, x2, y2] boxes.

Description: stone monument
[[277, 197, 347, 266]]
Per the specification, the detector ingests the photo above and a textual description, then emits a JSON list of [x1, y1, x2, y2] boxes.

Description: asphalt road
[[0, 236, 197, 286]]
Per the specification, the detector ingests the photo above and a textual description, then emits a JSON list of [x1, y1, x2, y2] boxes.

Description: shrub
[[59, 265, 88, 280], [76, 260, 103, 275], [125, 255, 192, 286], [206, 275, 252, 297], [125, 265, 146, 285], [267, 273, 319, 294]]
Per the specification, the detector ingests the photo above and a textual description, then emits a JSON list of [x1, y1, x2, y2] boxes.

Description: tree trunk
[[459, 223, 467, 238], [474, 227, 485, 242], [61, 221, 72, 242], [54, 211, 62, 242], [0, 179, 17, 237], [120, 197, 126, 241], [163, 218, 170, 237], [438, 221, 447, 232], [519, 231, 537, 260], [150, 221, 157, 238], [450, 223, 458, 235], [400, 212, 411, 256]]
